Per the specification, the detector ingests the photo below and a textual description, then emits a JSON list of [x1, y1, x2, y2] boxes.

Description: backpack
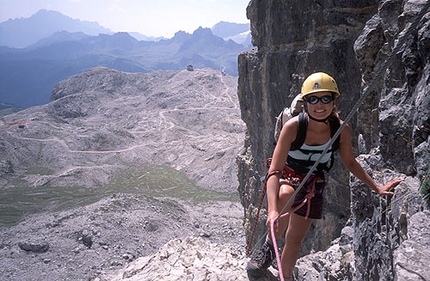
[[273, 94, 304, 146]]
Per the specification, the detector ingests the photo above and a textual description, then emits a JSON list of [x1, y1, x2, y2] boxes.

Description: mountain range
[[0, 9, 251, 108]]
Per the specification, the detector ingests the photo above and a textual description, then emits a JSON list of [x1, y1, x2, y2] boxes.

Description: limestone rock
[[238, 0, 430, 280], [18, 241, 50, 253], [393, 211, 430, 281], [101, 236, 250, 281]]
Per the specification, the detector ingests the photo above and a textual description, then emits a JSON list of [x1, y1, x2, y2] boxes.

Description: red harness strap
[[246, 159, 320, 255], [266, 158, 304, 180]]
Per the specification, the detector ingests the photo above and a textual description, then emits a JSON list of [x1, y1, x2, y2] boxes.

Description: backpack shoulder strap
[[329, 116, 341, 151], [290, 112, 308, 151], [320, 116, 341, 173]]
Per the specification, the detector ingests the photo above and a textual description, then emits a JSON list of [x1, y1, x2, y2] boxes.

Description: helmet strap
[[308, 114, 330, 124]]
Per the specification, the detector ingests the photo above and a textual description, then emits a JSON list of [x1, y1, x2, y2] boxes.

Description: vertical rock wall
[[351, 0, 430, 280], [237, 0, 429, 279], [237, 0, 379, 255]]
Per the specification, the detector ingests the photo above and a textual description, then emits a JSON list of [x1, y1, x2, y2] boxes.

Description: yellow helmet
[[301, 72, 340, 98]]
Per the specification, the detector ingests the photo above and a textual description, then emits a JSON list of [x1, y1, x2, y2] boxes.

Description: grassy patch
[[420, 166, 430, 206], [0, 164, 238, 226], [105, 164, 237, 204], [26, 166, 55, 175], [0, 185, 102, 227]]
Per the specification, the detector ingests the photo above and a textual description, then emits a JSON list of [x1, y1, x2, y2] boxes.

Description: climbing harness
[[246, 159, 322, 255], [246, 2, 430, 280]]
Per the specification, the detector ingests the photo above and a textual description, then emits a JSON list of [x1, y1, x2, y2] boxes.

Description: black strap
[[329, 116, 341, 152], [290, 112, 308, 151]]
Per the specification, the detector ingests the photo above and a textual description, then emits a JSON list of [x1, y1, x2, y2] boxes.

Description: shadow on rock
[[247, 268, 279, 281]]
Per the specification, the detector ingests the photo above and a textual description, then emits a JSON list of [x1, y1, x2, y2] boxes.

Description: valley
[[0, 67, 247, 280]]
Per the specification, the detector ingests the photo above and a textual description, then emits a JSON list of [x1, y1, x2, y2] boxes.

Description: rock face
[[237, 0, 430, 280], [238, 0, 380, 257]]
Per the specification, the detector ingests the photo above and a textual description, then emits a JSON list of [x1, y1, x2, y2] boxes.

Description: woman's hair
[[329, 97, 340, 123]]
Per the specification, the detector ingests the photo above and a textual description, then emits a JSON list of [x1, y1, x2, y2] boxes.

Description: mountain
[[0, 67, 246, 280], [0, 10, 250, 48], [0, 102, 23, 116], [27, 31, 91, 48], [211, 21, 250, 38], [212, 21, 251, 46], [1, 66, 245, 210], [0, 9, 112, 48], [128, 32, 164, 42], [0, 10, 251, 109]]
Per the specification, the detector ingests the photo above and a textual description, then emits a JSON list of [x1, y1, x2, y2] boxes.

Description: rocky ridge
[[237, 0, 429, 280], [1, 67, 244, 193], [0, 67, 247, 280]]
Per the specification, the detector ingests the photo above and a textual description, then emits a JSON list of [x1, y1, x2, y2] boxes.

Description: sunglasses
[[305, 95, 334, 105]]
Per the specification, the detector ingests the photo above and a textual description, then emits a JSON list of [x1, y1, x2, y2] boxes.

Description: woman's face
[[304, 91, 335, 121]]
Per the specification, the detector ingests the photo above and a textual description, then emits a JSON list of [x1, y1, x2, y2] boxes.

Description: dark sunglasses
[[305, 95, 334, 105]]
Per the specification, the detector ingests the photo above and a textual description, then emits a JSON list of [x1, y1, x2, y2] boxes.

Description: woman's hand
[[266, 210, 280, 230], [377, 178, 404, 196]]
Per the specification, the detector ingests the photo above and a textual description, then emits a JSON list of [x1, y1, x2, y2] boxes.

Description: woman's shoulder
[[283, 114, 300, 128], [336, 119, 350, 133], [279, 115, 300, 143], [338, 119, 349, 128]]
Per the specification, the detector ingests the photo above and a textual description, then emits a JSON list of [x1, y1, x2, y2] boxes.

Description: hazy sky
[[0, 0, 250, 38]]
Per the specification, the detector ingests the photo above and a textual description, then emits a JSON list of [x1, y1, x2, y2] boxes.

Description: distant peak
[[192, 27, 213, 37], [33, 9, 66, 17]]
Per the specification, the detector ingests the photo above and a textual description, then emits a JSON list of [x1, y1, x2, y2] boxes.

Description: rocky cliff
[[237, 0, 429, 280]]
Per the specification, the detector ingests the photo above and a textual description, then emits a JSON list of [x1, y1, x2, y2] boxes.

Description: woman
[[246, 72, 403, 280]]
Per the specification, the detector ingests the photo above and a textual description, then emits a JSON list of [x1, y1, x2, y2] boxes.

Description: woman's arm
[[266, 117, 298, 218], [338, 123, 403, 195]]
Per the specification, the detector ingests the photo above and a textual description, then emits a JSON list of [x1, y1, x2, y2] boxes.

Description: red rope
[[246, 169, 284, 255]]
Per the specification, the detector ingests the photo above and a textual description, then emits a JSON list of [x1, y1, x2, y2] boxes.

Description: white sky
[[0, 0, 250, 38]]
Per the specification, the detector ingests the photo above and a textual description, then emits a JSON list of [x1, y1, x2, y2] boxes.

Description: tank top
[[287, 139, 334, 171]]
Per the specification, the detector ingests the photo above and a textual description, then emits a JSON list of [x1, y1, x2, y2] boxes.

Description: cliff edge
[[237, 0, 429, 280]]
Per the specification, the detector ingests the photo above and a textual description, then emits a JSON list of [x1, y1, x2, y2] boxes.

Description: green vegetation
[[0, 164, 238, 226], [420, 166, 430, 206], [27, 166, 55, 175], [0, 184, 102, 226], [106, 164, 237, 204]]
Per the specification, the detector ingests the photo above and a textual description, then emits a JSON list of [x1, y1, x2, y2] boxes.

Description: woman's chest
[[304, 129, 331, 146]]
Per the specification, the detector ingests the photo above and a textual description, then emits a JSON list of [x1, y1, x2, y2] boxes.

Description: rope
[[246, 160, 319, 255], [246, 170, 280, 255], [246, 188, 266, 255], [247, 1, 430, 279]]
